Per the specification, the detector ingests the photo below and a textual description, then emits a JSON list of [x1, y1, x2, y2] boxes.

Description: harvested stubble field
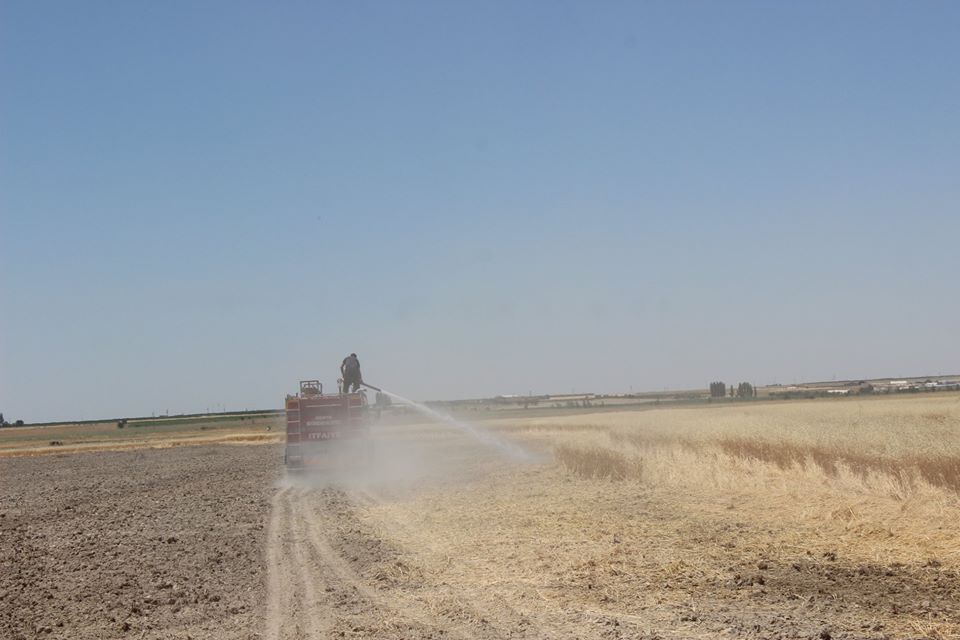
[[0, 415, 283, 458], [2, 394, 959, 639]]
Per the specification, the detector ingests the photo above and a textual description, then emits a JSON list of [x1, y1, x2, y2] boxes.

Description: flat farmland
[[2, 394, 959, 639], [0, 414, 283, 457]]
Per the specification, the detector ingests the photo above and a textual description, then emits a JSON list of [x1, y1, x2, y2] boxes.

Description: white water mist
[[380, 390, 531, 461]]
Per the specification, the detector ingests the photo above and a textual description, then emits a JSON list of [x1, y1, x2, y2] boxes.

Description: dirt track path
[[262, 483, 543, 640], [263, 486, 439, 640]]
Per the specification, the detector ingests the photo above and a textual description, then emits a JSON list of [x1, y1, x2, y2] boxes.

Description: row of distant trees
[[0, 413, 25, 427], [709, 382, 756, 398]]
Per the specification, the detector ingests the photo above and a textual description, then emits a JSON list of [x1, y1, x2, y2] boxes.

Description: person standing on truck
[[340, 353, 362, 394]]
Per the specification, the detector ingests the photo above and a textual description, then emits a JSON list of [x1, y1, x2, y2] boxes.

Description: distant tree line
[[0, 413, 25, 427]]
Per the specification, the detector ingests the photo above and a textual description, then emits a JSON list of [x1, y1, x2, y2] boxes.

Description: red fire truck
[[283, 380, 371, 467]]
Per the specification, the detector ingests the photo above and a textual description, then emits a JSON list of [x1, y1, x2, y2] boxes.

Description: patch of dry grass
[[485, 393, 960, 567], [715, 436, 960, 493], [364, 395, 960, 639], [498, 394, 960, 492], [553, 445, 642, 480]]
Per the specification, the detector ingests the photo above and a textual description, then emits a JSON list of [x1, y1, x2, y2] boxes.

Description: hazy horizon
[[8, 367, 960, 425], [3, 2, 959, 422]]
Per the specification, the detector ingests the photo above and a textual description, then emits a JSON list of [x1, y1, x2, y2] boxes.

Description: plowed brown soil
[[1, 444, 275, 639]]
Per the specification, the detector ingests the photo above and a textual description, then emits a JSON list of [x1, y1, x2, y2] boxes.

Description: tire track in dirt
[[298, 487, 487, 640], [263, 486, 324, 640], [265, 482, 542, 639], [264, 484, 451, 639], [263, 487, 284, 640]]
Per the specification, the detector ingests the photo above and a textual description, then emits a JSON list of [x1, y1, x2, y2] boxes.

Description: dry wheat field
[[365, 394, 960, 639], [3, 394, 959, 639]]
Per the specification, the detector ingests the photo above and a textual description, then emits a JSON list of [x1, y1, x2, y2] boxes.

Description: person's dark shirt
[[342, 355, 360, 376]]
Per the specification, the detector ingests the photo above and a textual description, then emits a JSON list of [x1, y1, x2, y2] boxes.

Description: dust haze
[[280, 394, 539, 495]]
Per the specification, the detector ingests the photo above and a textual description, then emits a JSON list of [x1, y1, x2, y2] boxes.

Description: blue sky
[[2, 1, 958, 422]]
